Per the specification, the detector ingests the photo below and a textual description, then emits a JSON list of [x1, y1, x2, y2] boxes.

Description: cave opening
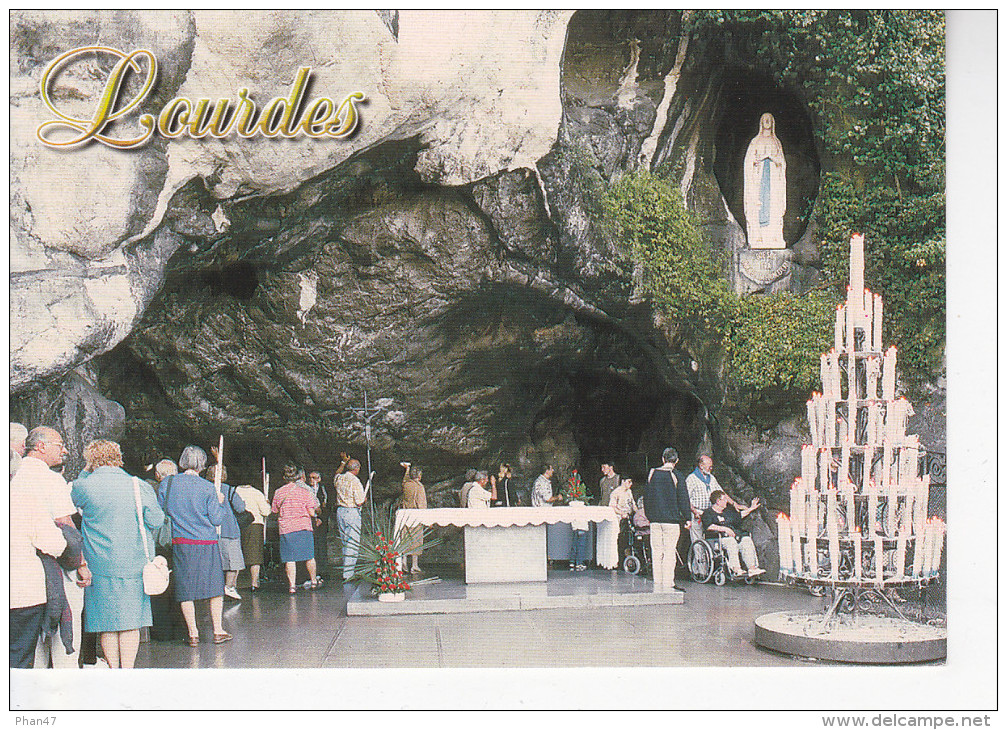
[[712, 68, 821, 245], [199, 261, 260, 299]]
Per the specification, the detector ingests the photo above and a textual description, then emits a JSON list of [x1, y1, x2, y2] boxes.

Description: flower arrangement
[[338, 505, 442, 596], [562, 469, 589, 504]]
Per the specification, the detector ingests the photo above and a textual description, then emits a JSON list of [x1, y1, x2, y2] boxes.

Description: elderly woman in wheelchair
[[688, 490, 766, 586]]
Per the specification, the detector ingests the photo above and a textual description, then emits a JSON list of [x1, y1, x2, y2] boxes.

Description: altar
[[394, 506, 620, 583]]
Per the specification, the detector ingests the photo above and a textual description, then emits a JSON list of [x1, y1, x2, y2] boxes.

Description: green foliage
[[602, 170, 738, 344], [686, 10, 946, 377], [603, 171, 836, 412], [725, 292, 836, 421]]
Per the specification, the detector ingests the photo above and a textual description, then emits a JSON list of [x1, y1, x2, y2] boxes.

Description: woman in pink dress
[[270, 464, 320, 594]]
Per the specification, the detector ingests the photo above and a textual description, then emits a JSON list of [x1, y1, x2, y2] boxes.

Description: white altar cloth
[[394, 506, 620, 570]]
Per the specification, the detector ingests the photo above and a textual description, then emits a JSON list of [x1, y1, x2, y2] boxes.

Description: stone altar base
[[347, 569, 684, 616], [754, 611, 946, 664]]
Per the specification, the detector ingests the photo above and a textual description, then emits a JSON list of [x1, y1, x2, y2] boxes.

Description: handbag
[[155, 475, 173, 549], [133, 477, 170, 595], [229, 486, 254, 529]]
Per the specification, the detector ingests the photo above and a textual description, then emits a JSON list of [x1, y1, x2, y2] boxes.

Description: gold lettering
[[325, 92, 366, 138], [37, 46, 157, 149], [207, 100, 235, 138], [300, 98, 334, 137], [158, 98, 191, 138], [258, 67, 311, 138], [234, 89, 259, 138]]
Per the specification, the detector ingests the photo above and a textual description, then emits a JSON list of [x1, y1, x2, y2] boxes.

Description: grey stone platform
[[347, 568, 684, 615]]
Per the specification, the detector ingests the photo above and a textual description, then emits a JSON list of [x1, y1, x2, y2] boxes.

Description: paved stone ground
[[135, 567, 825, 669]]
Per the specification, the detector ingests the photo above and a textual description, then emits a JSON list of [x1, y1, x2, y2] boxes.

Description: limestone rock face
[[10, 9, 572, 390]]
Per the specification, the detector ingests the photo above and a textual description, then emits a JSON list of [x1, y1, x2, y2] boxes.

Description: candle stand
[[755, 234, 946, 664]]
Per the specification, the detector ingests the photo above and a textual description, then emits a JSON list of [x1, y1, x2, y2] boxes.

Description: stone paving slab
[[347, 570, 684, 616]]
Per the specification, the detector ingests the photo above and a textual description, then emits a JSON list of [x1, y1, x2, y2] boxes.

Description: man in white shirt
[[686, 455, 744, 543], [10, 422, 27, 477], [334, 459, 367, 581], [466, 471, 493, 509], [12, 427, 89, 668]]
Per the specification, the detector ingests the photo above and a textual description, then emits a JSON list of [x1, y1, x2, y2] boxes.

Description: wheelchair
[[688, 535, 759, 586], [621, 517, 652, 576]]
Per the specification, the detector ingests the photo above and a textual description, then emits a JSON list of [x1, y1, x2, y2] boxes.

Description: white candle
[[777, 514, 792, 575], [930, 519, 945, 576], [791, 517, 803, 573], [863, 288, 873, 346], [868, 478, 878, 533], [881, 444, 893, 493], [844, 488, 855, 535], [873, 293, 883, 351], [835, 305, 844, 352], [802, 445, 815, 491], [827, 491, 838, 536], [895, 532, 907, 578], [863, 446, 874, 494], [883, 346, 897, 401], [866, 358, 880, 402], [820, 354, 830, 398], [850, 234, 865, 320], [819, 449, 829, 493], [874, 533, 884, 585], [846, 290, 856, 354], [807, 399, 816, 447], [916, 474, 931, 538], [809, 490, 819, 576], [832, 351, 842, 400], [789, 480, 798, 530], [920, 520, 934, 575], [826, 399, 837, 448], [853, 529, 862, 581]]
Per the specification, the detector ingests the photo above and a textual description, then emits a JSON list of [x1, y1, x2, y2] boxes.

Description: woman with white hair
[[159, 445, 230, 646]]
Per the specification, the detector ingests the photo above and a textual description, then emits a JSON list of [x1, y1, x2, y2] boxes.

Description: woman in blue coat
[[72, 439, 164, 669], [160, 445, 230, 646]]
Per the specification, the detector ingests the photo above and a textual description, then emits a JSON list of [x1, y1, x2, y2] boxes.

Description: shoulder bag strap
[[132, 477, 152, 562]]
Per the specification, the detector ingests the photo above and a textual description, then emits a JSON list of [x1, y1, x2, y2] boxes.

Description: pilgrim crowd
[[9, 421, 762, 669]]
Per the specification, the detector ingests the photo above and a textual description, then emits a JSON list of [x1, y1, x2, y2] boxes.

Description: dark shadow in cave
[[712, 68, 820, 246], [199, 261, 260, 300]]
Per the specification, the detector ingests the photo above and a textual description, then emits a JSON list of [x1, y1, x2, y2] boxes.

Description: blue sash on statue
[[759, 158, 772, 226]]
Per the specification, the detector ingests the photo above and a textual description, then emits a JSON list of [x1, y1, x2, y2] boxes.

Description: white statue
[[743, 113, 787, 249]]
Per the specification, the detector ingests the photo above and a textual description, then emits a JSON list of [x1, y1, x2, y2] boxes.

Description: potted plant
[[339, 505, 441, 601], [562, 469, 589, 506]]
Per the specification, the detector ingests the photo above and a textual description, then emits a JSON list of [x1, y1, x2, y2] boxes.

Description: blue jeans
[[571, 529, 589, 567], [337, 507, 362, 580]]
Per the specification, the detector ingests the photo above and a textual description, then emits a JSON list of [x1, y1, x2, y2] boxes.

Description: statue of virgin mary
[[743, 113, 787, 249]]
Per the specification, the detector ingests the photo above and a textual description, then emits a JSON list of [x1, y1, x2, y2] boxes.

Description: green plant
[[602, 170, 739, 347], [561, 469, 589, 504], [338, 505, 442, 595]]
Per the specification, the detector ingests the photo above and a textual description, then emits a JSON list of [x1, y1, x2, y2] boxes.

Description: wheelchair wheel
[[688, 540, 714, 584], [623, 554, 641, 575], [713, 569, 727, 587]]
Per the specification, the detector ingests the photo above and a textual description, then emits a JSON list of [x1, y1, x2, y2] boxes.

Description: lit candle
[[863, 288, 873, 346], [777, 514, 792, 576], [806, 398, 816, 447], [789, 480, 798, 529], [881, 444, 893, 493], [827, 491, 838, 536], [863, 446, 874, 494], [833, 351, 843, 400], [820, 354, 830, 398], [866, 358, 880, 402], [816, 395, 827, 447], [873, 293, 883, 351], [874, 533, 884, 585], [853, 528, 862, 581], [835, 305, 844, 352], [916, 474, 931, 538], [844, 488, 855, 534], [850, 234, 865, 320]]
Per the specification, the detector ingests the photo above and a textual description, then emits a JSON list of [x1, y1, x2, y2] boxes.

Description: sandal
[[289, 586, 297, 594], [212, 632, 233, 644], [187, 635, 200, 647]]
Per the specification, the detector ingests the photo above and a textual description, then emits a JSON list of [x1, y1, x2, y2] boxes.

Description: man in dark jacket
[[644, 447, 691, 592]]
